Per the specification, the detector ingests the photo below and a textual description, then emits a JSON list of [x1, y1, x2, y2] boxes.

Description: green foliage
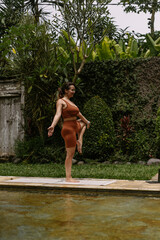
[[132, 130, 154, 162], [15, 137, 45, 163], [78, 57, 160, 162], [155, 107, 160, 135], [0, 0, 26, 37], [119, 36, 139, 58], [1, 16, 66, 136], [95, 34, 143, 61], [58, 32, 160, 62], [2, 13, 160, 163], [110, 151, 134, 163], [113, 128, 154, 163], [96, 37, 116, 60], [51, 0, 114, 82], [119, 0, 160, 14], [14, 137, 65, 164], [155, 107, 160, 157], [79, 59, 138, 113], [83, 96, 115, 160], [145, 34, 160, 57], [116, 115, 134, 157], [57, 32, 160, 61], [92, 15, 118, 41]]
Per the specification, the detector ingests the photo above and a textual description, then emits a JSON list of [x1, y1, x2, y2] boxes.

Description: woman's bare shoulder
[[57, 98, 63, 103], [56, 98, 65, 106]]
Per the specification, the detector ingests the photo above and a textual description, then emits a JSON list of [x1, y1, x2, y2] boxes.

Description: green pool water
[[0, 190, 160, 240]]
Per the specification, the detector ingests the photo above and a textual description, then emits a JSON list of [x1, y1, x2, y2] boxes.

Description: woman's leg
[[77, 121, 86, 154], [65, 146, 78, 182]]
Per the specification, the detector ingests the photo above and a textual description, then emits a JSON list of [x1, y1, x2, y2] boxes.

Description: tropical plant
[[95, 34, 140, 60], [0, 0, 51, 36], [83, 96, 115, 160], [87, 15, 118, 42], [116, 115, 134, 156], [144, 34, 160, 57], [118, 35, 139, 58], [2, 16, 61, 137], [120, 116, 133, 139], [0, 0, 26, 37], [25, 0, 50, 24], [95, 36, 116, 60], [51, 0, 112, 83]]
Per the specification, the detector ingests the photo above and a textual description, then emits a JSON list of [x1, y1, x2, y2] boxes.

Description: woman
[[48, 82, 90, 182]]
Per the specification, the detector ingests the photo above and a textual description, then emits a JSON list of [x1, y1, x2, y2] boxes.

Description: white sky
[[108, 1, 160, 34], [43, 1, 160, 34]]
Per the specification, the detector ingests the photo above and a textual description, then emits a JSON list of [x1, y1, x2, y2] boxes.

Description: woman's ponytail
[[58, 87, 63, 99]]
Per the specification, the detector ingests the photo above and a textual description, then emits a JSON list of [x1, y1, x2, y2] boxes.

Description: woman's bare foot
[[76, 140, 82, 154], [66, 178, 79, 183]]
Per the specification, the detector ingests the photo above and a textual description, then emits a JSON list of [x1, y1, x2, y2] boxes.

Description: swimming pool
[[1, 190, 160, 240]]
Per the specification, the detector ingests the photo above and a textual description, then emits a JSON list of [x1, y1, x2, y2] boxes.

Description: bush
[[14, 137, 65, 164], [116, 115, 134, 156], [155, 107, 160, 157], [115, 116, 155, 162], [83, 96, 115, 160], [131, 130, 154, 162]]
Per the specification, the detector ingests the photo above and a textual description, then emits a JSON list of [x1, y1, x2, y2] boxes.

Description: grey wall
[[0, 79, 24, 157]]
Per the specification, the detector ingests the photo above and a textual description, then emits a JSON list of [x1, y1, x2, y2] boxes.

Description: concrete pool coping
[[0, 174, 160, 196]]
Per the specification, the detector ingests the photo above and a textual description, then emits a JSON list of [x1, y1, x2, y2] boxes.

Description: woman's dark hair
[[58, 82, 75, 98]]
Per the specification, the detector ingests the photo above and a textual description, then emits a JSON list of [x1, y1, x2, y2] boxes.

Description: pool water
[[0, 190, 160, 240]]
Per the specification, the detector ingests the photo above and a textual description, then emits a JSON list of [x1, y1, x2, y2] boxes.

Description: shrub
[[131, 130, 154, 162], [14, 137, 65, 164], [110, 150, 134, 163], [115, 116, 155, 162], [116, 115, 134, 155], [83, 96, 115, 160], [155, 107, 160, 157]]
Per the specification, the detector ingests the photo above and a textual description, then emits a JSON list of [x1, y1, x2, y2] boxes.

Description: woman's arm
[[77, 112, 91, 129], [48, 100, 63, 137]]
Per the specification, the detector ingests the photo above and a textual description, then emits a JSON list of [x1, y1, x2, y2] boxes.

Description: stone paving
[[0, 174, 160, 196]]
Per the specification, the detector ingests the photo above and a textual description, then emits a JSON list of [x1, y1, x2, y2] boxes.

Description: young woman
[[48, 82, 90, 182]]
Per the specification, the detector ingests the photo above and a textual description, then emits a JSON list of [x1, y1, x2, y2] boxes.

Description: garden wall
[[78, 57, 160, 124], [76, 57, 160, 161]]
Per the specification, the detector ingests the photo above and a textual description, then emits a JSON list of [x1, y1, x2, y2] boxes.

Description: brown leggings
[[61, 120, 81, 148]]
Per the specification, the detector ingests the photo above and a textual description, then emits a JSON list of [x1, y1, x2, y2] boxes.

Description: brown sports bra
[[62, 99, 79, 119]]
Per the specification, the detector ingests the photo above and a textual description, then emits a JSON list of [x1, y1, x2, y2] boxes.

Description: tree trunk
[[150, 8, 155, 37], [72, 58, 86, 84]]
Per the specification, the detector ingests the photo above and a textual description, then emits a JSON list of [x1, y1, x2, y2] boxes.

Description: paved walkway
[[0, 174, 160, 196]]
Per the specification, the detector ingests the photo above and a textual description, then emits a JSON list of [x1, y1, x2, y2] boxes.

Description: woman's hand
[[48, 126, 54, 137]]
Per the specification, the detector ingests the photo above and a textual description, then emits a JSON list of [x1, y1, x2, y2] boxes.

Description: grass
[[0, 162, 159, 180]]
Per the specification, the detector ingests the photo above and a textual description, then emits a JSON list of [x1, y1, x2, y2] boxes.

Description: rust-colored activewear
[[61, 99, 81, 148]]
